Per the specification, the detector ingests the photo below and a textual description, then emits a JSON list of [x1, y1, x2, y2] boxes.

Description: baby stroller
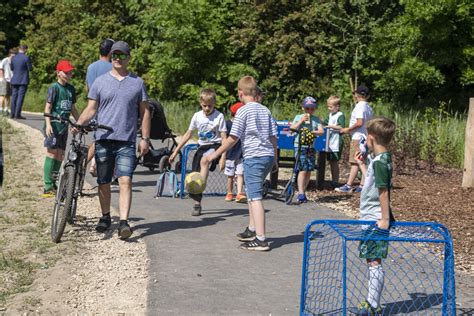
[[138, 100, 182, 173]]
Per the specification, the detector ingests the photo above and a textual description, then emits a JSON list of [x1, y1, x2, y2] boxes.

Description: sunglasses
[[111, 53, 129, 60]]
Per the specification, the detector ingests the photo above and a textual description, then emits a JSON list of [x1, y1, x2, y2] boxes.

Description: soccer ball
[[185, 172, 206, 194]]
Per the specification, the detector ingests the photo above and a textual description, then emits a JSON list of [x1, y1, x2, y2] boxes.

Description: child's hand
[[340, 127, 349, 134], [46, 125, 53, 137], [376, 219, 390, 230], [354, 151, 366, 165]]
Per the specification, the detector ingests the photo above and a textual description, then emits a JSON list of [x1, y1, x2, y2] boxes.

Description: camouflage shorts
[[359, 226, 390, 259]]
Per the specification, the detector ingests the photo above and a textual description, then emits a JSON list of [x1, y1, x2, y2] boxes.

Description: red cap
[[230, 102, 244, 116], [56, 59, 75, 72]]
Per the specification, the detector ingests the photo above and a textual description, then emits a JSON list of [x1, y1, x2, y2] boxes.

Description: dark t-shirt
[[46, 81, 76, 135], [225, 120, 242, 160]]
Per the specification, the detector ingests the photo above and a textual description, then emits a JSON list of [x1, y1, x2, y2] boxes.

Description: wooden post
[[462, 98, 474, 188]]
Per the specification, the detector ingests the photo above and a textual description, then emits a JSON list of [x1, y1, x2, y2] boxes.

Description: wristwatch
[[141, 137, 151, 143]]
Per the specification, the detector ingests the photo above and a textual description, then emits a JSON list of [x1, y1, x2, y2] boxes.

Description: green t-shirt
[[45, 82, 76, 135], [291, 114, 322, 147], [360, 152, 393, 221]]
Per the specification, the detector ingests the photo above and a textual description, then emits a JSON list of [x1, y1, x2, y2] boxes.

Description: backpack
[[155, 170, 179, 198]]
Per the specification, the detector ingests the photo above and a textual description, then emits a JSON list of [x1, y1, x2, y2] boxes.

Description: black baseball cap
[[355, 85, 370, 96], [110, 40, 130, 55]]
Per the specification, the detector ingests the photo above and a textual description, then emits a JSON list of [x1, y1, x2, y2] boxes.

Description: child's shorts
[[224, 159, 243, 177], [349, 139, 360, 164], [44, 132, 68, 151], [243, 156, 274, 201], [296, 147, 316, 172], [359, 225, 390, 260], [192, 143, 221, 172]]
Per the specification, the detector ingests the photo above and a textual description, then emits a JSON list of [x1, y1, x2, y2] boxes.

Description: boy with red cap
[[42, 59, 79, 197], [224, 101, 246, 203]]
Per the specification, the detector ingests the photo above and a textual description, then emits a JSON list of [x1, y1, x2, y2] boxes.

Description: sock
[[102, 212, 111, 218], [248, 226, 256, 232], [43, 157, 55, 191], [256, 235, 265, 242], [119, 220, 128, 226], [367, 265, 384, 309]]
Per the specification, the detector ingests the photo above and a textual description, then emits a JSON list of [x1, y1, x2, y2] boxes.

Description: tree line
[[1, 0, 473, 112]]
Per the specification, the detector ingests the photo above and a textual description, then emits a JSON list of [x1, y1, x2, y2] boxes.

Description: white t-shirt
[[188, 109, 227, 146], [349, 101, 373, 140], [0, 57, 13, 81]]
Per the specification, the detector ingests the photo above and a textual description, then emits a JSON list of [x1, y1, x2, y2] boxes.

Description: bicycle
[[44, 113, 112, 243]]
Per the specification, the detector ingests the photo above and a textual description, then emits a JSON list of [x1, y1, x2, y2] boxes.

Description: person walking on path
[[10, 44, 32, 119], [0, 48, 17, 116], [73, 40, 151, 240], [85, 38, 115, 177]]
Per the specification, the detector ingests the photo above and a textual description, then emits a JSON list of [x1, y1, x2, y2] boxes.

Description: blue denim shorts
[[296, 146, 316, 172], [243, 156, 274, 201], [95, 140, 137, 185]]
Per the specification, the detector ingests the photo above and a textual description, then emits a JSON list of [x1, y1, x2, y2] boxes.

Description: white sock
[[256, 235, 265, 242], [367, 265, 384, 308], [248, 226, 256, 232]]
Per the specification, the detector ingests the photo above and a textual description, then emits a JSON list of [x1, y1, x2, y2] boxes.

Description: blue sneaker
[[297, 194, 308, 204], [353, 186, 363, 193], [335, 184, 353, 193]]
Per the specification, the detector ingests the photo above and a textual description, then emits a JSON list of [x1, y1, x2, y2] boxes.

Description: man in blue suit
[[10, 44, 33, 119]]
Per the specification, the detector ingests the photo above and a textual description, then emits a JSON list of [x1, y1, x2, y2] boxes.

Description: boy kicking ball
[[351, 117, 396, 315], [203, 76, 277, 251], [169, 88, 226, 216]]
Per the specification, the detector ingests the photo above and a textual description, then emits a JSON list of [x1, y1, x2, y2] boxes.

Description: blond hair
[[238, 76, 258, 97], [327, 95, 341, 107], [199, 88, 216, 105], [367, 117, 396, 146]]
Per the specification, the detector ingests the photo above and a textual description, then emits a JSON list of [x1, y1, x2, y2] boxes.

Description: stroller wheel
[[159, 155, 170, 172]]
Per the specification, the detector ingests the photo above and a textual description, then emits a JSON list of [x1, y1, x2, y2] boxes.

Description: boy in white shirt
[[336, 85, 373, 193]]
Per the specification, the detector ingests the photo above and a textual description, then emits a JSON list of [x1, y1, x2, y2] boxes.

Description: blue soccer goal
[[179, 144, 228, 198], [300, 220, 456, 315]]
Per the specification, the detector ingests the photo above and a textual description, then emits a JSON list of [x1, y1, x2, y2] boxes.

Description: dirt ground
[[0, 120, 147, 314], [309, 159, 474, 275]]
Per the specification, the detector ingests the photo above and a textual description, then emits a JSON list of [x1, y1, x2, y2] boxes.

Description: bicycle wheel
[[51, 165, 75, 243]]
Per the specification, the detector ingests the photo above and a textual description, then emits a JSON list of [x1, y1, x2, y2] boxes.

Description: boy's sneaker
[[353, 186, 363, 193], [224, 193, 234, 202], [95, 214, 111, 233], [240, 238, 270, 251], [235, 193, 247, 203], [236, 227, 256, 241], [335, 184, 353, 193], [297, 194, 308, 204], [118, 221, 132, 240], [349, 300, 382, 315], [41, 190, 55, 198], [192, 204, 202, 216]]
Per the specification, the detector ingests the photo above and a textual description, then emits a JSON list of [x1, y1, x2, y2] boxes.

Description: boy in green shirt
[[352, 117, 396, 315], [42, 60, 79, 197]]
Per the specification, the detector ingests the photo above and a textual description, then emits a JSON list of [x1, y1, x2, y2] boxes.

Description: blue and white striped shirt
[[230, 102, 277, 159]]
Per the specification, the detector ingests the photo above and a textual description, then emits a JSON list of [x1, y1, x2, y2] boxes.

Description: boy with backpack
[[169, 88, 227, 216], [42, 60, 79, 197]]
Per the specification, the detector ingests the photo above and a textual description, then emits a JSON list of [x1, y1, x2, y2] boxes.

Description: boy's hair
[[199, 88, 216, 105], [99, 39, 115, 56], [19, 44, 28, 51], [238, 76, 257, 97], [327, 95, 341, 106], [367, 117, 396, 146]]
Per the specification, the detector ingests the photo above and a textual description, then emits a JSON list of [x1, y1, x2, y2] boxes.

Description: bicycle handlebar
[[43, 113, 113, 132]]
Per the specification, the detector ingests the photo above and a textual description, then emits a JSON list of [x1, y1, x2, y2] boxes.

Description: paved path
[[18, 113, 474, 315]]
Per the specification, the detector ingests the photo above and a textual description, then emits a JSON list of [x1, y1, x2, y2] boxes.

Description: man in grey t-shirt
[[74, 40, 151, 240]]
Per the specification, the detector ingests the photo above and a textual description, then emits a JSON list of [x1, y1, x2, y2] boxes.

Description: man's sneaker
[[353, 186, 363, 193], [41, 190, 55, 198], [335, 184, 353, 193], [95, 214, 111, 233], [118, 221, 132, 240], [235, 193, 247, 203], [240, 238, 270, 251], [297, 194, 308, 204], [192, 204, 202, 216], [236, 227, 256, 241], [224, 193, 234, 202], [348, 300, 382, 315]]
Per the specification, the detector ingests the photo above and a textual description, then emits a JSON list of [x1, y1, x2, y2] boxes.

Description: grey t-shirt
[[88, 72, 148, 142]]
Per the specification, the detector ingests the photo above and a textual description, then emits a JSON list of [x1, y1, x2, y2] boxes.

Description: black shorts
[[44, 132, 68, 151]]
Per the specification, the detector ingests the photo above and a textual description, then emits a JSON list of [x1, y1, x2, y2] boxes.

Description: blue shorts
[[243, 156, 274, 201], [296, 147, 316, 172], [95, 140, 137, 185]]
